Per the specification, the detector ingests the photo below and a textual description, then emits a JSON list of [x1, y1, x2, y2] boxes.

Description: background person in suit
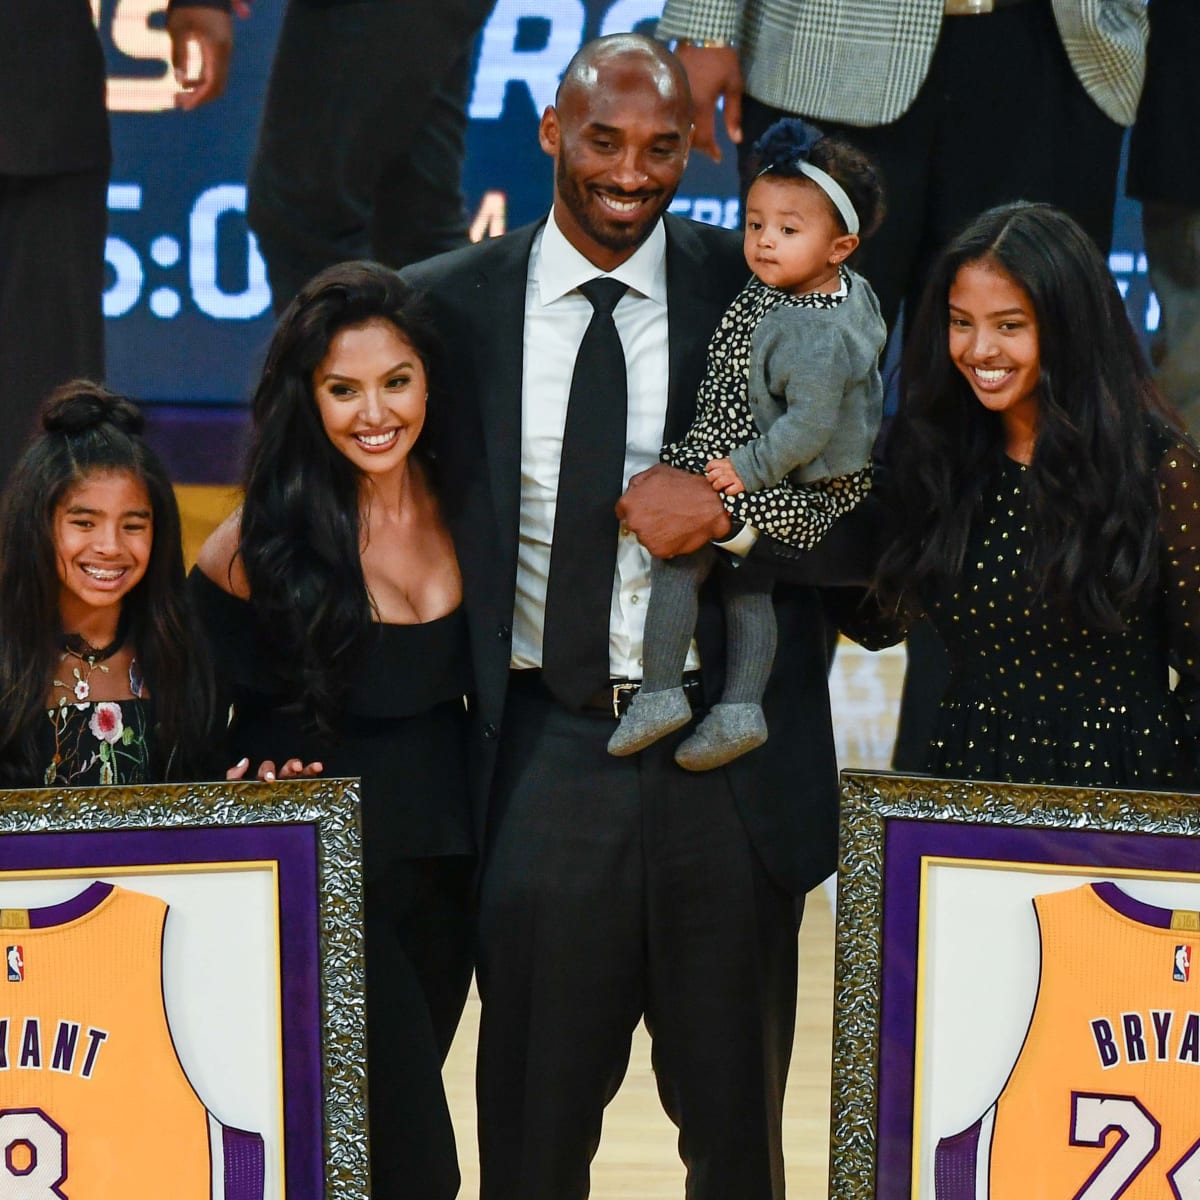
[[404, 33, 847, 1199], [1128, 0, 1200, 438], [657, 0, 1147, 771], [0, 0, 245, 491], [167, 0, 497, 313], [657, 0, 1145, 331], [0, 0, 110, 488]]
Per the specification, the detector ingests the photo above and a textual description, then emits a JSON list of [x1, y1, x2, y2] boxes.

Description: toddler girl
[[609, 118, 886, 769]]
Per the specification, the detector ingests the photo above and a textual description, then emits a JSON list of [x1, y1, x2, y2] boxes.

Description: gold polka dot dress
[[920, 445, 1200, 788]]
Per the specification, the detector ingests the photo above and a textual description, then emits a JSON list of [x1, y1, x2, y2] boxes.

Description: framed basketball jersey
[[934, 882, 1200, 1199], [0, 778, 365, 1200], [830, 771, 1200, 1200], [0, 881, 264, 1198]]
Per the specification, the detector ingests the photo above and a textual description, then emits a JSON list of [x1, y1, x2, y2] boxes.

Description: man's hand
[[168, 5, 244, 110], [674, 44, 743, 162], [705, 456, 745, 496], [616, 463, 731, 557]]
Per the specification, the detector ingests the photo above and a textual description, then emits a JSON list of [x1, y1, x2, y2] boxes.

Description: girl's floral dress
[[40, 658, 151, 786]]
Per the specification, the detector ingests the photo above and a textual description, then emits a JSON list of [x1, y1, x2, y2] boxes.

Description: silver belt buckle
[[611, 681, 639, 718], [945, 0, 994, 13]]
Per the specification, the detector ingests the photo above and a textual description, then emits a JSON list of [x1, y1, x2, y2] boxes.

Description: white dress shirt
[[511, 210, 699, 678]]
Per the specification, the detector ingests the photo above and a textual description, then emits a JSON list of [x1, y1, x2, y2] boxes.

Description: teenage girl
[[0, 381, 298, 787], [848, 202, 1200, 789]]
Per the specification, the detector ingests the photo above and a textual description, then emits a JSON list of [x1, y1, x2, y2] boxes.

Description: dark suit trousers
[[476, 674, 800, 1200], [247, 0, 496, 313], [0, 166, 106, 487]]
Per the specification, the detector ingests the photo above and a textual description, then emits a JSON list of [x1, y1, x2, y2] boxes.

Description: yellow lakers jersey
[[935, 881, 1200, 1199], [0, 881, 264, 1199]]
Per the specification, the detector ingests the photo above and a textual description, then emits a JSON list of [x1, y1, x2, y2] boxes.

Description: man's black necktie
[[541, 277, 629, 710]]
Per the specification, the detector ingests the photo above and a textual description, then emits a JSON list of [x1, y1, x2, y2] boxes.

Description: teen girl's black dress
[[846, 441, 1200, 789], [188, 569, 474, 1200]]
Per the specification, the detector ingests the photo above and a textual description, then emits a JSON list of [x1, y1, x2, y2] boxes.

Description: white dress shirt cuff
[[713, 521, 759, 557]]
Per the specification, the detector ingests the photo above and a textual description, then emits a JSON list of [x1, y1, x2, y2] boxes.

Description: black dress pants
[[0, 166, 106, 487], [476, 675, 800, 1200], [247, 0, 497, 313]]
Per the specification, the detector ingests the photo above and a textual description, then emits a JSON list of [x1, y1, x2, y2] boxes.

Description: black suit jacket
[[0, 0, 109, 175], [404, 213, 841, 895], [1128, 0, 1200, 207]]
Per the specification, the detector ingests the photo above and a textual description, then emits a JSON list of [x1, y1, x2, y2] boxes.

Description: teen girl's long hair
[[238, 260, 438, 737], [0, 382, 216, 785], [877, 202, 1189, 631]]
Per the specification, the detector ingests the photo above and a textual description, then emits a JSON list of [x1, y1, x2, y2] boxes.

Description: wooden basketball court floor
[[178, 484, 906, 1199]]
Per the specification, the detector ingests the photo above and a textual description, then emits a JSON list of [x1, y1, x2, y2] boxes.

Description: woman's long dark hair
[[0, 382, 216, 785], [877, 202, 1188, 631], [239, 260, 438, 736]]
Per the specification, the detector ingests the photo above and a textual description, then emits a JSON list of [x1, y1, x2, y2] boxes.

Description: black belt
[[512, 669, 704, 718]]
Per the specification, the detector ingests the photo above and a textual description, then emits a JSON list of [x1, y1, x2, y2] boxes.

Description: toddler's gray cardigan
[[727, 271, 886, 490]]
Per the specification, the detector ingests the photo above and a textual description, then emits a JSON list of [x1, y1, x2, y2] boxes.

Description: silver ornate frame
[[831, 769, 1200, 1200], [0, 777, 366, 1200]]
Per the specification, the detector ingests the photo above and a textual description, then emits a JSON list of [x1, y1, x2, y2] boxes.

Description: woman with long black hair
[[190, 260, 473, 1199], [847, 201, 1200, 788]]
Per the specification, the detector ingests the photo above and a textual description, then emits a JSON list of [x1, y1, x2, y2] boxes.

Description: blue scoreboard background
[[96, 0, 1154, 407]]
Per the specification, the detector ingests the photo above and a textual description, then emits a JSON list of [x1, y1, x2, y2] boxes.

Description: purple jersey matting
[[0, 823, 322, 1200]]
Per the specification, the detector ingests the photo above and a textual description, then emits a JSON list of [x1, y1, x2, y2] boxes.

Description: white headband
[[796, 161, 860, 236]]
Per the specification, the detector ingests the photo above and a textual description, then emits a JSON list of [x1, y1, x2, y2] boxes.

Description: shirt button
[[631, 594, 640, 605]]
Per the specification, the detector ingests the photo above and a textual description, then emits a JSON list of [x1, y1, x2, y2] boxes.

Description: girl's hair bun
[[752, 117, 825, 173], [41, 380, 145, 438]]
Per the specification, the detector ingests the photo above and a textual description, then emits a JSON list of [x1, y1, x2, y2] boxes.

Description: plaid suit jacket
[[658, 0, 1146, 126]]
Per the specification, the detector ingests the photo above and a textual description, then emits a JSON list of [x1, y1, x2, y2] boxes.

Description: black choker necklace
[[60, 613, 129, 664]]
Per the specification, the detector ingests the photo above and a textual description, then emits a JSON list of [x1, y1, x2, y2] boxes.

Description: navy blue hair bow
[[752, 117, 824, 170]]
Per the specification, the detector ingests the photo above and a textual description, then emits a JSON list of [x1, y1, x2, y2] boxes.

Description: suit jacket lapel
[[663, 215, 731, 443], [474, 222, 542, 591], [474, 216, 733, 589]]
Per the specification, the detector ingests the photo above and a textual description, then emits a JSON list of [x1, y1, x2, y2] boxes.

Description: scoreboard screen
[[96, 0, 1152, 406]]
